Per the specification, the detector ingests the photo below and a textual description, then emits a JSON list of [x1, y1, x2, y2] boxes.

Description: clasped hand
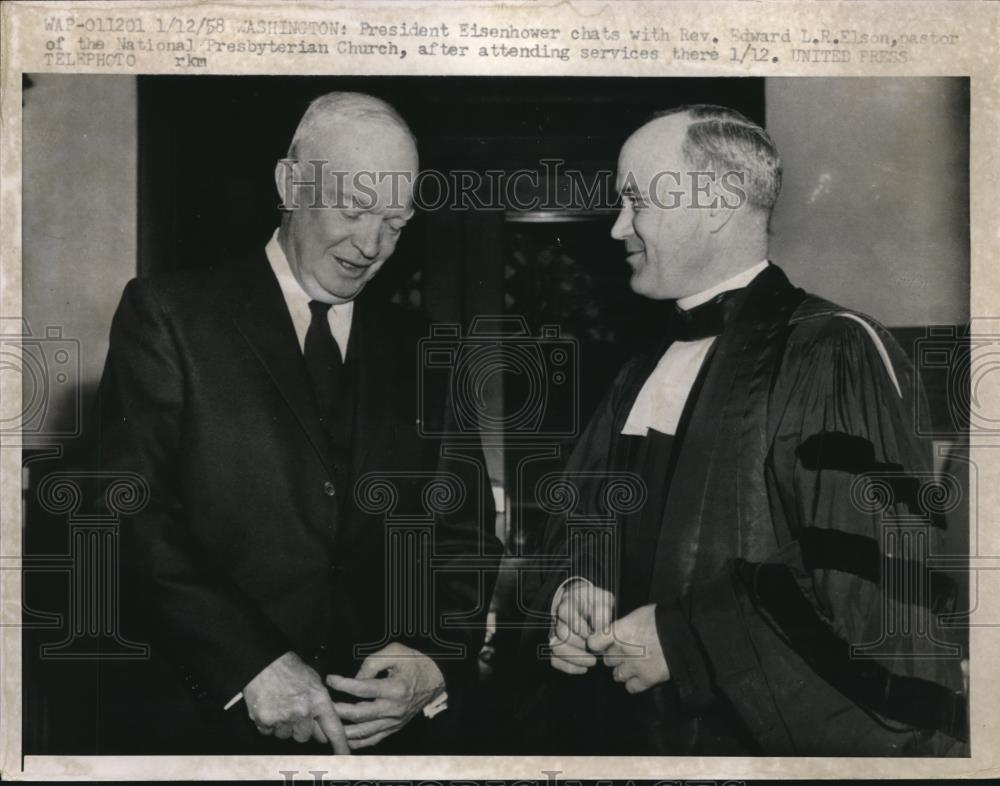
[[244, 643, 445, 752], [549, 581, 670, 694], [326, 642, 445, 750], [243, 651, 351, 752]]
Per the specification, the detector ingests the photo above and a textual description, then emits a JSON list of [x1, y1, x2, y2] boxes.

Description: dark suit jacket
[[92, 250, 500, 753]]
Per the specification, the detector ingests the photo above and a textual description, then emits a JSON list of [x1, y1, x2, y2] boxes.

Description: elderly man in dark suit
[[94, 92, 499, 754]]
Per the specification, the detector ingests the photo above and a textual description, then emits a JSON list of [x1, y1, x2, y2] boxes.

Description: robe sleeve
[[520, 359, 642, 663], [659, 315, 968, 753]]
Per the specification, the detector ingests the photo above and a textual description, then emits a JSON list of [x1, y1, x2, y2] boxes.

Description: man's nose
[[610, 207, 633, 241], [351, 216, 381, 260]]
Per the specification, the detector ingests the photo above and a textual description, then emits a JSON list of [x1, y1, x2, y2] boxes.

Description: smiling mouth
[[335, 257, 370, 276]]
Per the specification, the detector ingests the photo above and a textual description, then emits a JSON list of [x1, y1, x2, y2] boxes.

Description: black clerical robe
[[522, 265, 967, 756]]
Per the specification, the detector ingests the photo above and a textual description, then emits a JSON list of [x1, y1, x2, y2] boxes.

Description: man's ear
[[707, 185, 738, 234], [274, 159, 295, 211]]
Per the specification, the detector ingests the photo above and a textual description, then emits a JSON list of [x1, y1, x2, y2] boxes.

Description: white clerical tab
[[621, 337, 716, 436]]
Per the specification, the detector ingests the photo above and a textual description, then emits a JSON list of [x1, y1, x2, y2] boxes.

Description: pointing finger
[[315, 700, 350, 755]]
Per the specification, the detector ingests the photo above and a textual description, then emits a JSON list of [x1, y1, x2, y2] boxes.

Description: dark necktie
[[304, 300, 344, 425], [667, 287, 746, 342]]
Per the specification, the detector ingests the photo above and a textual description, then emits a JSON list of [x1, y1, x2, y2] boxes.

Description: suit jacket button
[[323, 481, 336, 497]]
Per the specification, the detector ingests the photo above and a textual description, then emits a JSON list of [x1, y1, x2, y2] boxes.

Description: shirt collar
[[265, 229, 356, 359], [265, 228, 355, 322], [677, 259, 770, 311]]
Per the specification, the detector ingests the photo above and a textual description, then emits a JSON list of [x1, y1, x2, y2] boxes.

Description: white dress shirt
[[265, 229, 353, 358]]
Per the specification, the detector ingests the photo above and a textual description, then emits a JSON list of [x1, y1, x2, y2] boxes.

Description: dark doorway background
[[137, 75, 765, 285]]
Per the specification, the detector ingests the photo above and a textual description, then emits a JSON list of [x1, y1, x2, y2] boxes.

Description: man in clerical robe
[[522, 105, 967, 756]]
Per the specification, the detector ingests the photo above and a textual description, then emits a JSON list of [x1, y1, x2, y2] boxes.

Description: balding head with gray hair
[[287, 91, 416, 162], [275, 91, 419, 304], [650, 104, 782, 215], [611, 105, 776, 300]]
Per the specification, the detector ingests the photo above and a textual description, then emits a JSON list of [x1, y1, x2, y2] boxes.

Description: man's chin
[[311, 276, 367, 303], [629, 272, 654, 299], [331, 286, 364, 303], [629, 275, 675, 301]]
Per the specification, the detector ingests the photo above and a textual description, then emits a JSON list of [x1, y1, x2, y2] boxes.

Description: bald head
[[610, 105, 777, 300], [619, 112, 691, 198], [638, 105, 782, 214]]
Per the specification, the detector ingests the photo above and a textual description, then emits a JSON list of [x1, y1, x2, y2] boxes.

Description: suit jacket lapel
[[231, 250, 335, 476]]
